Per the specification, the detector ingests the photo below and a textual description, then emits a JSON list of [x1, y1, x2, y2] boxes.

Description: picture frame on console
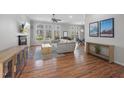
[[100, 18, 114, 38], [89, 22, 99, 37]]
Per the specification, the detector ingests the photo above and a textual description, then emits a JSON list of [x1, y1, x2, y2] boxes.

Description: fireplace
[[18, 36, 27, 45]]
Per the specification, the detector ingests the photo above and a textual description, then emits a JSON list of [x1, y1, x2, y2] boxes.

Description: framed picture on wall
[[89, 22, 99, 37], [100, 18, 114, 38]]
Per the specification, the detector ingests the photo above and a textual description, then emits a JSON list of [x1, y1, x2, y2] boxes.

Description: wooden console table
[[86, 42, 114, 63], [0, 45, 28, 78]]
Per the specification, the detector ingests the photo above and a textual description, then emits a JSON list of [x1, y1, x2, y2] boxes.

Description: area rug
[[34, 47, 65, 60], [56, 54, 65, 57]]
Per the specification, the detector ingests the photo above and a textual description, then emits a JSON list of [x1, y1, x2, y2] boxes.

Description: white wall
[[0, 15, 19, 51], [85, 14, 124, 66]]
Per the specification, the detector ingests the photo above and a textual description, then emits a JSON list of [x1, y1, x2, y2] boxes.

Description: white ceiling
[[26, 14, 85, 25]]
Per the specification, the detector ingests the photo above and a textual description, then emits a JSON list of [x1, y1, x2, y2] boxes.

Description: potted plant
[[95, 45, 101, 54]]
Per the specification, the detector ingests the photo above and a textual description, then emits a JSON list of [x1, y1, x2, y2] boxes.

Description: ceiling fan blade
[[56, 19, 61, 21], [52, 18, 57, 22]]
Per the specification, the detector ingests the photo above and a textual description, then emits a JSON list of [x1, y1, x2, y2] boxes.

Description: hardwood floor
[[19, 45, 124, 78]]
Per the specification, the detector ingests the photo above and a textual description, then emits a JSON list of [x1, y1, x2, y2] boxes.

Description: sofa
[[56, 39, 76, 54]]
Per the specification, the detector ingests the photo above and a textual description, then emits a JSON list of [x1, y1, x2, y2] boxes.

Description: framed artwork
[[89, 22, 99, 37], [100, 18, 114, 38]]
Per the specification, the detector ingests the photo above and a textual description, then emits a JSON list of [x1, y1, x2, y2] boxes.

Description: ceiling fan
[[51, 14, 62, 23]]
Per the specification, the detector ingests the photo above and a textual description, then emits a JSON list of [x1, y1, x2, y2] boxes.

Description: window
[[46, 30, 52, 39]]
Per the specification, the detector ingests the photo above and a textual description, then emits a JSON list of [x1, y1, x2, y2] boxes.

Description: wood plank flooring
[[19, 46, 124, 78]]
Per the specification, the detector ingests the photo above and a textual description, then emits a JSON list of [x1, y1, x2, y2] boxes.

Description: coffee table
[[41, 44, 52, 55]]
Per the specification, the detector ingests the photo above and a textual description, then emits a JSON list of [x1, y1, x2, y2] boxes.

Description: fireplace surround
[[18, 35, 27, 45]]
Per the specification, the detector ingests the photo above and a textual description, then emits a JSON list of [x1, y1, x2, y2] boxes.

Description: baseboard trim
[[115, 61, 124, 66]]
